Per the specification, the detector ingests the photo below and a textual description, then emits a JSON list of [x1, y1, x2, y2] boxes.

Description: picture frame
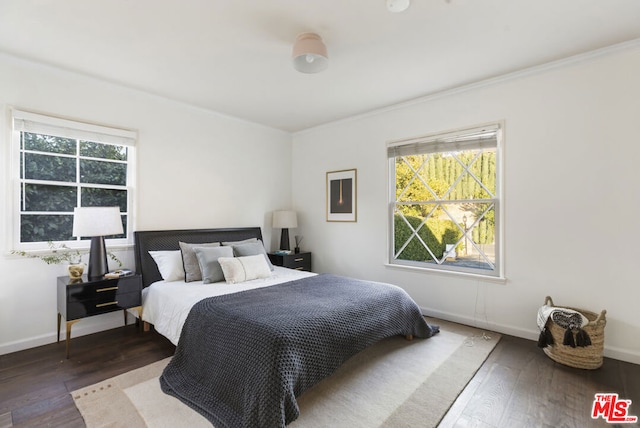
[[326, 169, 357, 222]]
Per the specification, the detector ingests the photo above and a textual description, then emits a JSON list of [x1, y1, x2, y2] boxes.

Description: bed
[[134, 227, 439, 428]]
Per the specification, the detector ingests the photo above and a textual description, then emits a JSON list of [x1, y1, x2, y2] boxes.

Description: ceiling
[[1, 1, 639, 132]]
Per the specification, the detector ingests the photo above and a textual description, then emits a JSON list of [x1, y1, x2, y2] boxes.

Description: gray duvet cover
[[160, 273, 439, 428]]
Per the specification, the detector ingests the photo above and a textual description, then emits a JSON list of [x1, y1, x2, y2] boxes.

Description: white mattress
[[142, 266, 316, 345]]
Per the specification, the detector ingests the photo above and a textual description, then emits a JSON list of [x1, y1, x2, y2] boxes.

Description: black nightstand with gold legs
[[56, 274, 142, 358]]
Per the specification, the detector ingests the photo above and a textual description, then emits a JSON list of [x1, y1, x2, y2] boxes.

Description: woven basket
[[541, 296, 607, 370]]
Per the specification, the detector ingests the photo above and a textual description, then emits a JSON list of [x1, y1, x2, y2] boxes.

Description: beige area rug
[[72, 320, 499, 428]]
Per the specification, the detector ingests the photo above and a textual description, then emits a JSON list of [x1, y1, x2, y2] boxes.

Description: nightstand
[[268, 252, 312, 272], [57, 273, 142, 358]]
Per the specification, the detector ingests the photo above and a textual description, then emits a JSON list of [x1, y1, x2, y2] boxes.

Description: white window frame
[[387, 122, 504, 279], [9, 109, 137, 252]]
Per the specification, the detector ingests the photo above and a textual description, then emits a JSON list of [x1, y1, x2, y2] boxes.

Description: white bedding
[[142, 266, 316, 345]]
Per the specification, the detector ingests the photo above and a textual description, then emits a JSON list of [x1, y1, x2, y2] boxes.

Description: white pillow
[[149, 250, 184, 282], [231, 241, 275, 271], [218, 255, 272, 284]]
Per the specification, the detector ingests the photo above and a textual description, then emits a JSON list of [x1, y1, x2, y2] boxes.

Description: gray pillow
[[194, 246, 234, 284], [221, 237, 258, 246], [179, 241, 221, 282], [232, 241, 275, 271]]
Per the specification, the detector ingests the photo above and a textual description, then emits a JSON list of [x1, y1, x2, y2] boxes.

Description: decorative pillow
[[149, 250, 184, 282], [194, 246, 234, 284], [231, 241, 275, 271], [218, 255, 272, 284], [179, 241, 221, 282], [221, 237, 258, 247]]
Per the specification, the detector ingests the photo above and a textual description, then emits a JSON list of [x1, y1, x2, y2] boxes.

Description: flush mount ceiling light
[[292, 33, 328, 74], [387, 0, 411, 12]]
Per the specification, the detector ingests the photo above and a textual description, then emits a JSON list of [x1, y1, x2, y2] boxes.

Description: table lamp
[[72, 206, 123, 278], [272, 210, 297, 251]]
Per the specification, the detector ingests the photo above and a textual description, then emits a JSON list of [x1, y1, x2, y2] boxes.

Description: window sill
[[384, 262, 507, 284]]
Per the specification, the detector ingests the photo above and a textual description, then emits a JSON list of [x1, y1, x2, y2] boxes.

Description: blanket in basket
[[537, 303, 591, 348]]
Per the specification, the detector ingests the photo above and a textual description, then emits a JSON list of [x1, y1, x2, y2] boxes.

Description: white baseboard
[[603, 345, 640, 365], [421, 306, 640, 366], [0, 332, 55, 356], [0, 313, 130, 356], [4, 305, 639, 366]]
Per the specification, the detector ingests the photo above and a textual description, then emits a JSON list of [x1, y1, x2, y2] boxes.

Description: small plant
[[11, 241, 122, 267]]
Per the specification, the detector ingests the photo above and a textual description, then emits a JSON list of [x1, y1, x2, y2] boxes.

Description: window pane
[[458, 203, 495, 270], [80, 159, 127, 185], [394, 210, 463, 262], [445, 150, 496, 200], [81, 188, 128, 211], [23, 184, 76, 211], [394, 212, 434, 262], [396, 155, 437, 202], [394, 204, 495, 269], [20, 214, 73, 242], [22, 153, 76, 182], [80, 141, 127, 161], [22, 132, 76, 155]]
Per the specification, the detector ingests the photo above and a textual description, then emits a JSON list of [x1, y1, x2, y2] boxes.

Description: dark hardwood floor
[[441, 334, 640, 428], [1, 325, 638, 427], [0, 325, 175, 428]]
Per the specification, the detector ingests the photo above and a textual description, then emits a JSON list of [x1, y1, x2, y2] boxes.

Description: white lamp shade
[[292, 33, 328, 73], [272, 210, 298, 229], [72, 206, 124, 237]]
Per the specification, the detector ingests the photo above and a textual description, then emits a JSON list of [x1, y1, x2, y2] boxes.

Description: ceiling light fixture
[[386, 0, 411, 12], [292, 33, 328, 74]]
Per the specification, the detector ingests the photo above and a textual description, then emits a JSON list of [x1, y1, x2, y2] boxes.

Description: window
[[11, 109, 136, 250], [387, 123, 502, 277]]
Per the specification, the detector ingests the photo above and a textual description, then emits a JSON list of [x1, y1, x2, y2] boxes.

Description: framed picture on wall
[[326, 169, 357, 222]]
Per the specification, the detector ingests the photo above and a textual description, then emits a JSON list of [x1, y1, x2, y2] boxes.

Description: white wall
[[291, 43, 640, 364], [3, 43, 639, 365], [0, 54, 293, 354]]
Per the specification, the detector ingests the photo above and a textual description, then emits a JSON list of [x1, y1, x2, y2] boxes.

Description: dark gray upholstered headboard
[[134, 227, 264, 288]]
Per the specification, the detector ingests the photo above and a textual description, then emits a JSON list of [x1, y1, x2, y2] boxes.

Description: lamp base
[[279, 228, 290, 251], [87, 236, 109, 279]]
